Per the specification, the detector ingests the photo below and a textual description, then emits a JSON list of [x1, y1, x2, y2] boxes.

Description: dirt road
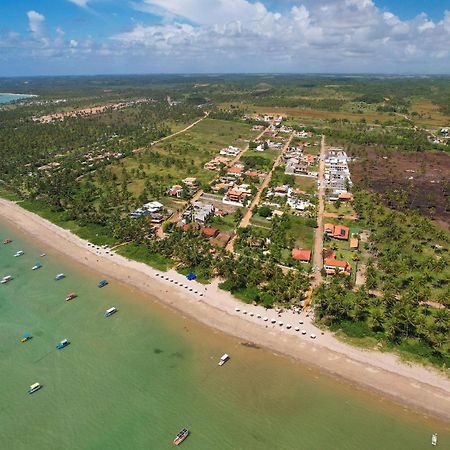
[[310, 135, 326, 288]]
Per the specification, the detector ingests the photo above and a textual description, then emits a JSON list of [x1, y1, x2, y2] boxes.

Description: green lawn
[[294, 175, 317, 194], [20, 199, 118, 246], [116, 243, 172, 271], [325, 202, 356, 216], [110, 118, 260, 196]]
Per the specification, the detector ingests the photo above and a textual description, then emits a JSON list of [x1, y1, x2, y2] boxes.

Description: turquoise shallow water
[[0, 93, 33, 104], [0, 220, 449, 450]]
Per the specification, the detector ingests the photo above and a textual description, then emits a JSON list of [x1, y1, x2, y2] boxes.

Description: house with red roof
[[324, 257, 351, 275], [324, 223, 350, 240], [291, 248, 311, 263]]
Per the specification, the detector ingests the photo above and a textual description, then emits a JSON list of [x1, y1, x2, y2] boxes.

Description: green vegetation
[[314, 190, 450, 368]]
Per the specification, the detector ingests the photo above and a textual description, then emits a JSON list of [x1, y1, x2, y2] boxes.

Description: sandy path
[[0, 198, 449, 421]]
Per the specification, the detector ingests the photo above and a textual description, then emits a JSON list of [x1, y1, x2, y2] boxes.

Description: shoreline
[[1, 197, 449, 422]]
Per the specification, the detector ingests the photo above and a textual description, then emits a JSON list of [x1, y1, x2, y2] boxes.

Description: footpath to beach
[[0, 197, 449, 422]]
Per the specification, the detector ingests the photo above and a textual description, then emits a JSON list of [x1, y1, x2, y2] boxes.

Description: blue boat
[[55, 273, 65, 281], [32, 261, 42, 271], [98, 279, 108, 288], [56, 339, 69, 349], [21, 332, 32, 342]]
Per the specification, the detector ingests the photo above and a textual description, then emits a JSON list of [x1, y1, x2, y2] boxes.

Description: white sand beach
[[1, 197, 449, 421]]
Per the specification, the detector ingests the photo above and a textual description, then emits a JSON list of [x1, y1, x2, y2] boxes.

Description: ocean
[[0, 220, 448, 450], [0, 93, 34, 104]]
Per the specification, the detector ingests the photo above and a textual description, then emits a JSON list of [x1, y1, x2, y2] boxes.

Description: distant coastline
[[0, 93, 37, 104]]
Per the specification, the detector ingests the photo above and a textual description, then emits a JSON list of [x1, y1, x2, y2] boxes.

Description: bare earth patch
[[350, 149, 450, 227]]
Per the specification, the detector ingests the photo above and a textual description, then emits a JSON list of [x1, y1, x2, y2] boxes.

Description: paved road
[[225, 132, 295, 252], [310, 134, 326, 288]]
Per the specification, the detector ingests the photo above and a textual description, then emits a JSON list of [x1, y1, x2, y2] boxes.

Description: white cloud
[[112, 0, 450, 72], [27, 10, 45, 37], [2, 1, 450, 74], [67, 0, 89, 7]]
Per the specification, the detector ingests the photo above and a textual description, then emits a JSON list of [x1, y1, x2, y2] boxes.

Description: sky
[[0, 0, 449, 76]]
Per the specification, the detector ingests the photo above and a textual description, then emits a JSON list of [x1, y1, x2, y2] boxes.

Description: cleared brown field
[[350, 149, 450, 227], [409, 99, 450, 129]]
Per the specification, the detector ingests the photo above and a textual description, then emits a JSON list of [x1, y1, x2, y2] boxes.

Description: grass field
[[110, 118, 261, 196], [325, 202, 356, 216], [408, 98, 450, 128]]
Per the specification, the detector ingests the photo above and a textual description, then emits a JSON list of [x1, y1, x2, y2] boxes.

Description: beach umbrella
[[295, 327, 300, 331], [235, 307, 240, 312], [257, 314, 261, 318], [263, 317, 268, 321], [271, 319, 276, 324]]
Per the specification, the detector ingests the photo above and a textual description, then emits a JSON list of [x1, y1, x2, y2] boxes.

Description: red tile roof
[[324, 258, 349, 269], [291, 248, 311, 262], [201, 227, 218, 237], [333, 225, 349, 240]]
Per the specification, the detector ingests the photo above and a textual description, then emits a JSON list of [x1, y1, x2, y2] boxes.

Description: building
[[324, 223, 350, 240], [220, 146, 240, 157], [143, 201, 164, 213], [324, 257, 351, 275], [291, 248, 311, 262], [186, 201, 215, 224], [182, 177, 199, 190], [167, 185, 183, 197], [338, 192, 353, 202], [201, 227, 219, 238], [224, 189, 247, 205], [227, 165, 244, 177], [350, 237, 359, 250]]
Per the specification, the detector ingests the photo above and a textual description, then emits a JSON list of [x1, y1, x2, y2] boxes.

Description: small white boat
[[432, 433, 438, 446], [14, 250, 24, 257], [40, 253, 46, 257], [28, 382, 42, 394], [1, 275, 13, 284], [218, 353, 230, 366], [55, 273, 65, 281], [104, 307, 117, 317]]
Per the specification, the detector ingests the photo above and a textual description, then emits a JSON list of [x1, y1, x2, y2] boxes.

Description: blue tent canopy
[[186, 273, 197, 281]]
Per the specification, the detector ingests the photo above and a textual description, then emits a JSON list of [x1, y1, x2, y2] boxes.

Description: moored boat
[[104, 307, 117, 317], [65, 292, 77, 301], [20, 332, 32, 342], [28, 383, 42, 394], [14, 250, 24, 257], [218, 353, 230, 366], [173, 428, 189, 446], [98, 279, 108, 288], [432, 433, 438, 446], [1, 275, 13, 284], [32, 261, 42, 270], [40, 253, 46, 257], [3, 238, 12, 244], [55, 273, 65, 281], [56, 339, 69, 349]]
